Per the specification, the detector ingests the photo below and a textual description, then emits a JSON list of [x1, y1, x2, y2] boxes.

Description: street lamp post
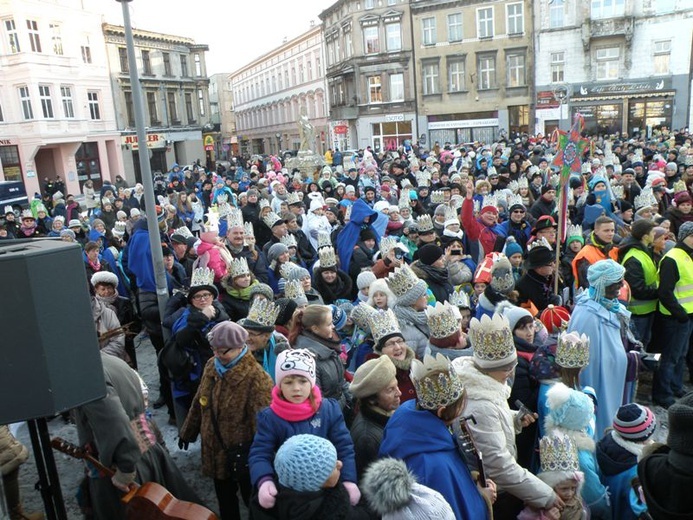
[[553, 83, 571, 132], [276, 133, 282, 153], [116, 0, 169, 327]]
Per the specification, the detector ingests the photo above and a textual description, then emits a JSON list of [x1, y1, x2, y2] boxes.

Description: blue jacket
[[124, 222, 156, 291], [379, 400, 489, 520], [249, 398, 357, 486]]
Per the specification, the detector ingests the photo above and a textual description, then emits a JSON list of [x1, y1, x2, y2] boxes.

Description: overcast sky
[[100, 0, 331, 76]]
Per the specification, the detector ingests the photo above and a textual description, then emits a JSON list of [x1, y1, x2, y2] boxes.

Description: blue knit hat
[[330, 304, 347, 331], [503, 237, 523, 258], [275, 434, 338, 492]]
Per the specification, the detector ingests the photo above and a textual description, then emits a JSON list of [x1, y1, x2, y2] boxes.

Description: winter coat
[[461, 196, 502, 262], [510, 337, 540, 471], [227, 244, 269, 285], [410, 261, 453, 302], [664, 207, 693, 238], [516, 270, 562, 312], [350, 404, 390, 480], [84, 186, 98, 209], [249, 398, 357, 486], [453, 357, 556, 508], [196, 241, 229, 283], [529, 196, 556, 220], [0, 426, 28, 477], [294, 332, 349, 407], [379, 399, 490, 520], [349, 243, 376, 282], [179, 353, 273, 480], [92, 298, 126, 361], [617, 237, 659, 308], [638, 444, 693, 520], [393, 309, 430, 360]]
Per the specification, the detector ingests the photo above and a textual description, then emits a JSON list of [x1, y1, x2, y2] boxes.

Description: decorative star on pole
[[552, 113, 589, 184]]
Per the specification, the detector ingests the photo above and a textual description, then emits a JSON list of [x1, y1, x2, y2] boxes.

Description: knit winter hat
[[206, 321, 248, 350], [330, 304, 347, 331], [274, 434, 338, 492], [286, 266, 310, 282], [130, 208, 141, 218], [350, 355, 397, 399], [418, 244, 444, 266], [545, 382, 594, 433], [503, 237, 523, 258], [275, 348, 317, 388], [613, 403, 656, 442], [249, 283, 274, 302], [60, 229, 76, 240], [678, 221, 693, 242], [497, 301, 533, 333], [68, 219, 82, 228], [667, 392, 693, 455], [274, 298, 298, 327], [357, 271, 377, 291], [267, 243, 289, 264]]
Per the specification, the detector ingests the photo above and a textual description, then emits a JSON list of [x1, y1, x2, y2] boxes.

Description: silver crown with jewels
[[481, 193, 498, 212], [319, 246, 338, 269], [368, 309, 402, 346], [490, 255, 515, 294], [173, 226, 194, 240], [228, 257, 250, 278], [190, 267, 215, 288], [508, 194, 523, 208], [351, 304, 378, 331], [449, 287, 471, 309], [416, 214, 434, 233], [430, 190, 445, 204], [245, 298, 281, 328], [243, 222, 255, 237], [410, 353, 465, 410], [259, 198, 270, 210], [468, 313, 515, 363], [263, 212, 282, 228], [317, 232, 332, 250], [280, 233, 297, 248], [227, 208, 244, 229], [286, 192, 301, 205], [528, 236, 553, 252], [387, 264, 423, 298], [556, 331, 590, 369], [283, 279, 306, 300]]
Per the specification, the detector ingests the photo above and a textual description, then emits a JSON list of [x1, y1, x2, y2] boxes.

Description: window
[[147, 92, 158, 123], [344, 31, 353, 57], [316, 57, 321, 76], [365, 0, 374, 9], [198, 89, 205, 116], [385, 23, 402, 51], [422, 17, 436, 45], [448, 58, 465, 92], [60, 86, 74, 118], [299, 63, 305, 83], [180, 55, 188, 77], [653, 40, 671, 75], [448, 13, 463, 42], [141, 50, 151, 75], [87, 91, 100, 120], [327, 41, 335, 66], [551, 52, 565, 82], [124, 91, 135, 126], [0, 102, 3, 122], [478, 55, 496, 89], [81, 39, 92, 64], [368, 76, 382, 103], [390, 73, 404, 101], [506, 3, 524, 35], [185, 93, 195, 123], [194, 54, 202, 76], [334, 37, 341, 62], [0, 146, 21, 180], [167, 91, 178, 122], [363, 26, 379, 54], [422, 62, 440, 95], [118, 47, 128, 72], [38, 85, 53, 118], [507, 53, 526, 87], [26, 20, 41, 52], [388, 0, 397, 4], [656, 0, 676, 13], [307, 60, 313, 79], [477, 7, 494, 38], [49, 23, 62, 55], [163, 52, 171, 76], [596, 46, 620, 80], [591, 0, 625, 19], [549, 0, 564, 28], [5, 19, 20, 53], [18, 86, 33, 120]]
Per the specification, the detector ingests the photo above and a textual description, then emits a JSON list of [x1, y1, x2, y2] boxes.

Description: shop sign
[[428, 118, 499, 130], [0, 139, 15, 146], [385, 114, 405, 123], [572, 78, 672, 98], [334, 125, 348, 135], [536, 91, 560, 108], [121, 133, 166, 150]]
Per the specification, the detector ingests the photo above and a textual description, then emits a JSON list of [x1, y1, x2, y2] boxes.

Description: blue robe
[[336, 199, 386, 274], [379, 400, 489, 520], [567, 292, 629, 439]]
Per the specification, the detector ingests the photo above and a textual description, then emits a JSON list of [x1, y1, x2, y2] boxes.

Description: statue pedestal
[[285, 150, 325, 181]]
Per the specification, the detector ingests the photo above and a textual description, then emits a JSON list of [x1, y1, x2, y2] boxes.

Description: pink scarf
[[88, 258, 101, 272], [270, 385, 322, 422]]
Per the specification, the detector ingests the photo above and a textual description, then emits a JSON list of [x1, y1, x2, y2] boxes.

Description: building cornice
[[102, 23, 207, 49]]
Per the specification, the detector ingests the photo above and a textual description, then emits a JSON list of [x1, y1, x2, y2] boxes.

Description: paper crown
[[507, 193, 523, 208], [566, 224, 582, 241], [263, 212, 283, 228], [318, 246, 337, 269], [481, 193, 498, 211], [449, 287, 471, 309], [430, 190, 445, 204], [217, 201, 232, 219], [398, 193, 411, 209], [112, 221, 127, 237], [634, 188, 657, 211], [673, 180, 687, 194], [539, 435, 580, 473], [387, 264, 422, 298], [426, 302, 460, 339], [351, 304, 378, 331], [540, 304, 571, 334], [468, 313, 516, 367], [410, 354, 465, 410], [612, 185, 624, 200], [443, 205, 458, 223], [279, 262, 302, 280], [473, 199, 481, 214], [4, 205, 13, 214], [280, 233, 297, 248], [415, 171, 431, 186], [258, 198, 270, 210], [507, 180, 519, 194], [556, 331, 590, 368], [379, 236, 407, 257], [227, 208, 244, 229], [21, 209, 34, 219], [243, 221, 254, 237], [216, 193, 228, 204], [173, 226, 194, 240], [228, 256, 250, 278], [528, 236, 553, 253], [284, 279, 306, 301], [286, 192, 301, 205], [518, 176, 529, 189], [190, 267, 215, 288], [368, 309, 402, 346], [490, 255, 515, 294], [416, 214, 434, 233], [317, 232, 332, 250], [245, 298, 281, 329]]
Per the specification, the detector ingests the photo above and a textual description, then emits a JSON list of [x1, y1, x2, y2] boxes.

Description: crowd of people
[[3, 129, 693, 519]]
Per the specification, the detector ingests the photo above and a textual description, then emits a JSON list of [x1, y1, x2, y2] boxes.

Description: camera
[[394, 250, 404, 260], [450, 249, 462, 256]]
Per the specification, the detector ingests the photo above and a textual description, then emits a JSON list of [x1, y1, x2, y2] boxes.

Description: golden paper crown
[[263, 212, 282, 228], [286, 192, 301, 205], [426, 302, 460, 339], [228, 257, 249, 278], [490, 255, 515, 294], [449, 287, 471, 308], [540, 435, 580, 473], [284, 279, 306, 301], [351, 304, 378, 331], [416, 214, 434, 233], [243, 222, 255, 237], [245, 298, 281, 328], [173, 226, 194, 240], [227, 208, 244, 229], [673, 180, 687, 194], [190, 267, 215, 288], [387, 264, 424, 298], [317, 232, 332, 250], [430, 191, 445, 204], [318, 246, 337, 269], [468, 313, 516, 367], [280, 233, 297, 248], [410, 354, 465, 410], [556, 331, 590, 369], [368, 309, 402, 346]]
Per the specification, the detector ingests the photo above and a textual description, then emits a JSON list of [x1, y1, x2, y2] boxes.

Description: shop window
[[422, 17, 436, 46], [595, 47, 619, 80], [551, 52, 564, 82], [591, 0, 624, 20], [448, 13, 463, 42], [372, 120, 412, 152], [653, 40, 671, 75], [477, 7, 494, 39], [628, 99, 672, 133], [368, 76, 382, 103], [506, 3, 524, 35], [549, 0, 564, 29], [574, 104, 622, 134]]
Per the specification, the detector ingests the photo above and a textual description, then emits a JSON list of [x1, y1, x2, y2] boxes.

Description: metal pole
[[117, 0, 169, 328]]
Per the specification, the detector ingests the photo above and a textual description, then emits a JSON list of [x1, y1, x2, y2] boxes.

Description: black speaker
[[0, 240, 106, 424]]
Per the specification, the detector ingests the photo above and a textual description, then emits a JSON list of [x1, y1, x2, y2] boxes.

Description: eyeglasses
[[383, 338, 406, 349], [212, 346, 235, 355], [192, 292, 214, 301], [512, 210, 525, 214]]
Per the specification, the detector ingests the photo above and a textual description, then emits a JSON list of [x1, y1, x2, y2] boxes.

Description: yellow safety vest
[[658, 247, 693, 315], [622, 247, 658, 314]]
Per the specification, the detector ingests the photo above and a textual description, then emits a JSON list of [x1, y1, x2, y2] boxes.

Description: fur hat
[[275, 348, 316, 388], [350, 356, 396, 399], [274, 434, 337, 492], [367, 279, 396, 309], [90, 271, 119, 288], [545, 382, 594, 433]]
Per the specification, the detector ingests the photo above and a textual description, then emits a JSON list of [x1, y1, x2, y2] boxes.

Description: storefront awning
[[574, 90, 675, 102]]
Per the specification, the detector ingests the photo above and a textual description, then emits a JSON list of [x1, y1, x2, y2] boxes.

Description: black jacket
[[638, 445, 693, 520], [617, 237, 658, 305], [516, 270, 562, 312], [350, 405, 389, 480]]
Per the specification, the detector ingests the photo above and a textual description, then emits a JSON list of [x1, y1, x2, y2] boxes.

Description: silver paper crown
[[286, 192, 301, 205], [263, 212, 282, 228], [566, 224, 583, 240], [380, 236, 398, 256], [481, 193, 498, 211], [317, 232, 332, 250], [581, 162, 592, 174], [258, 198, 270, 210], [468, 313, 516, 363], [173, 226, 194, 240], [368, 309, 402, 345], [21, 209, 34, 219], [318, 246, 337, 269], [399, 192, 412, 209], [430, 190, 445, 204], [507, 180, 519, 194], [518, 176, 529, 189], [351, 304, 378, 331], [426, 302, 460, 339], [612, 185, 624, 200], [344, 205, 352, 221], [387, 264, 423, 298], [473, 199, 481, 214], [444, 205, 458, 223], [4, 205, 13, 215], [415, 171, 431, 186], [280, 233, 297, 248], [490, 255, 515, 294], [449, 287, 471, 309], [245, 298, 281, 328], [190, 267, 215, 288], [228, 256, 250, 278], [216, 193, 229, 204], [539, 435, 580, 473], [410, 353, 465, 410], [112, 221, 127, 237], [218, 202, 232, 219], [284, 279, 306, 301], [227, 208, 244, 229], [416, 214, 434, 233], [528, 236, 553, 252], [243, 221, 255, 236], [556, 331, 590, 368], [279, 262, 301, 280], [508, 193, 523, 208], [529, 165, 540, 176]]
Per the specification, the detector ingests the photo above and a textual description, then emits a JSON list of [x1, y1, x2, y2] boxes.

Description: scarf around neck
[[270, 384, 323, 422], [214, 346, 248, 377], [394, 304, 429, 329]]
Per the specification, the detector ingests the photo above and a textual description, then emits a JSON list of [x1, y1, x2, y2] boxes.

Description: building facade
[[411, 0, 534, 146], [209, 73, 237, 160], [320, 0, 417, 152], [103, 24, 211, 183], [534, 0, 693, 136], [0, 0, 123, 198], [231, 25, 328, 156]]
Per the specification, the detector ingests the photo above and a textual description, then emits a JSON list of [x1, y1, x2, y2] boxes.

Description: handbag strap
[[208, 377, 228, 452]]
